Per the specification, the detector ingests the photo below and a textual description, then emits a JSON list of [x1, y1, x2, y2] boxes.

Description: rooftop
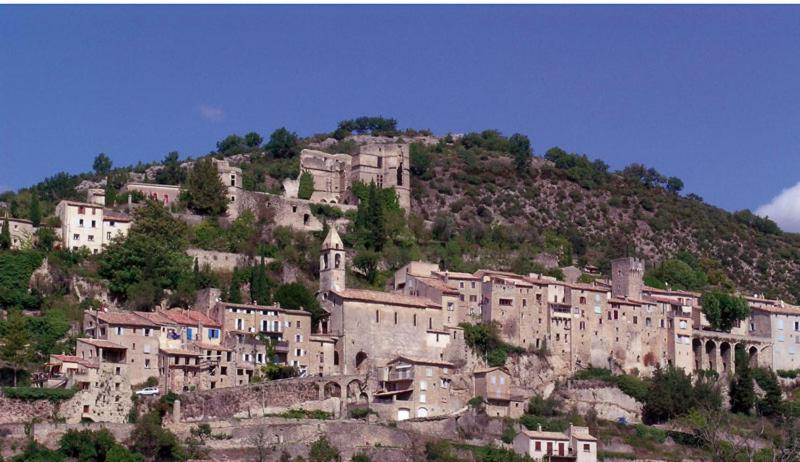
[[332, 288, 439, 309], [78, 338, 127, 350], [386, 355, 455, 367], [519, 429, 570, 441], [90, 310, 158, 328], [217, 301, 311, 316], [160, 308, 222, 328], [49, 354, 97, 369]]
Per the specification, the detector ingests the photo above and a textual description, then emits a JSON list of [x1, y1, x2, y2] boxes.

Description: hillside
[[402, 134, 800, 303], [2, 120, 799, 305]]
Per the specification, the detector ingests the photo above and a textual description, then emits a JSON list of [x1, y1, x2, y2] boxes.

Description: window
[[633, 316, 638, 325], [143, 344, 151, 353], [426, 367, 433, 377], [87, 235, 94, 242], [778, 319, 785, 330], [375, 310, 380, 323], [413, 314, 417, 326], [236, 319, 243, 330], [79, 218, 85, 227], [145, 359, 151, 369], [115, 327, 123, 335], [470, 295, 477, 302], [106, 232, 111, 240], [419, 392, 426, 403], [499, 298, 512, 306], [580, 296, 586, 304], [187, 327, 193, 341], [534, 441, 541, 451], [73, 234, 80, 241], [295, 348, 302, 356], [91, 220, 96, 228], [295, 334, 302, 342]]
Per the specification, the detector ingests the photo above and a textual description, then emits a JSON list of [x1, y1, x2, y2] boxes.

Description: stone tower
[[319, 227, 346, 294], [611, 257, 644, 300]]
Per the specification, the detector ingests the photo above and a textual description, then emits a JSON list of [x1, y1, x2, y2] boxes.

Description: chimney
[[537, 424, 542, 432]]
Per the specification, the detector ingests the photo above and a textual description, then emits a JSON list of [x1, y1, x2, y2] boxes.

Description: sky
[[2, 6, 800, 229]]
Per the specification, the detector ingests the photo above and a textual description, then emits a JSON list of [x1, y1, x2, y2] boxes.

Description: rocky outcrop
[[562, 382, 642, 423], [28, 258, 69, 296]]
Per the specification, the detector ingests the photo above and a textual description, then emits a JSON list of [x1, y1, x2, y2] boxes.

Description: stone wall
[[177, 376, 365, 422], [187, 248, 256, 272], [0, 396, 59, 425]]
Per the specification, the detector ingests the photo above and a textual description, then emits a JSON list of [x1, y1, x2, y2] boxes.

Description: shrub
[[777, 369, 799, 379], [3, 387, 76, 401], [634, 424, 666, 443], [349, 407, 375, 419]]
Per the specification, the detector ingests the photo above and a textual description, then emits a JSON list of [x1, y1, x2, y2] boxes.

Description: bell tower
[[320, 227, 346, 295]]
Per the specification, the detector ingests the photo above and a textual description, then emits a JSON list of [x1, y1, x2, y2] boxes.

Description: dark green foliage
[[308, 435, 340, 462], [36, 226, 56, 251], [155, 151, 187, 185], [2, 386, 76, 400], [98, 201, 193, 307], [1, 309, 31, 386], [310, 204, 344, 220], [333, 116, 398, 139], [186, 157, 228, 216], [250, 258, 272, 305], [527, 394, 560, 417], [700, 291, 750, 332], [228, 267, 243, 303], [244, 131, 263, 148], [573, 368, 648, 402], [105, 444, 144, 462], [33, 171, 83, 203], [266, 127, 300, 159], [501, 420, 516, 444], [349, 407, 375, 419], [298, 171, 314, 200], [642, 366, 721, 424], [730, 347, 756, 415], [0, 217, 10, 250], [129, 411, 186, 461], [353, 250, 379, 284], [508, 133, 532, 174], [621, 163, 667, 189], [350, 181, 404, 253], [29, 191, 41, 227], [544, 147, 609, 189], [666, 176, 684, 194], [0, 250, 44, 309], [11, 440, 64, 462], [92, 153, 112, 176], [427, 440, 532, 462], [733, 209, 782, 235], [273, 282, 324, 328], [351, 453, 371, 462], [59, 428, 116, 462], [777, 369, 800, 379], [645, 256, 708, 291], [752, 367, 782, 417], [519, 414, 570, 432], [460, 322, 522, 367], [410, 143, 433, 179], [25, 309, 70, 361], [216, 134, 247, 155]]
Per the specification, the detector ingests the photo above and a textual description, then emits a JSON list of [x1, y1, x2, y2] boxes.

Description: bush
[[3, 386, 76, 401], [777, 369, 799, 379], [634, 424, 667, 443], [349, 407, 375, 419]]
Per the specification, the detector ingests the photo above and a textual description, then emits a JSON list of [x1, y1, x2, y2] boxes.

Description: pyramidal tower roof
[[322, 227, 344, 251]]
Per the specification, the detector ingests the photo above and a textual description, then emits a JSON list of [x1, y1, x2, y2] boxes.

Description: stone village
[[11, 139, 800, 462]]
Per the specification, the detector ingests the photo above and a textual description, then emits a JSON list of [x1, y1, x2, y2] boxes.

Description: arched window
[[397, 162, 404, 186], [323, 254, 329, 270], [335, 253, 341, 268]]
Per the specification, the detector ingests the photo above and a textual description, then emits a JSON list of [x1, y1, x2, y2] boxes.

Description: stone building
[[473, 367, 520, 418], [4, 217, 35, 249], [373, 356, 458, 421], [513, 425, 597, 462], [208, 301, 314, 382], [299, 142, 411, 210], [122, 183, 182, 206], [55, 200, 131, 254]]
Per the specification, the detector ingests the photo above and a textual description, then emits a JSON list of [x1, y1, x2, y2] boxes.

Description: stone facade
[[187, 248, 256, 272], [373, 356, 459, 420], [4, 217, 35, 249], [55, 201, 131, 254]]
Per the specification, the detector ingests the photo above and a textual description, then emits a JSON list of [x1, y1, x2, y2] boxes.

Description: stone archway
[[346, 379, 364, 404], [692, 338, 704, 371], [749, 346, 759, 368], [324, 381, 341, 400], [720, 342, 732, 373], [705, 340, 718, 372], [355, 351, 368, 373]]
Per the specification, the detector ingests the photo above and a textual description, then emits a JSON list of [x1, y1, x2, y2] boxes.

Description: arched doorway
[[705, 340, 718, 372], [355, 351, 368, 373], [324, 382, 342, 400], [720, 342, 731, 373], [346, 379, 364, 404], [692, 338, 703, 371], [748, 346, 759, 368]]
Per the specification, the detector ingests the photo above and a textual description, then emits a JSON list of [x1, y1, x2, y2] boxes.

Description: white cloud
[[198, 105, 224, 122], [756, 181, 800, 232]]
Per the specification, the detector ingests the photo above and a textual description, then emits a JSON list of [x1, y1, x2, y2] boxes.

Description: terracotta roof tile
[[161, 309, 221, 328], [92, 310, 157, 327], [78, 338, 127, 349]]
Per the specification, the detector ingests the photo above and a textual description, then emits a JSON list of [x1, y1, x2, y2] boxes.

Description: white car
[[135, 387, 160, 396]]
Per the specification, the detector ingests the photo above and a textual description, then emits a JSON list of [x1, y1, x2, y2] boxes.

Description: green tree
[[29, 190, 41, 227], [0, 217, 10, 250], [156, 151, 187, 185], [36, 227, 56, 251], [216, 134, 246, 154], [265, 127, 300, 159], [1, 309, 31, 386], [186, 157, 228, 216], [645, 258, 707, 291], [642, 365, 695, 424], [730, 348, 755, 415], [273, 282, 325, 328], [11, 440, 64, 462], [105, 444, 144, 462], [353, 250, 379, 284], [59, 428, 117, 462], [509, 133, 532, 174], [308, 436, 340, 462], [228, 267, 243, 304], [93, 153, 112, 176], [98, 201, 193, 306], [365, 183, 385, 251], [298, 171, 314, 200], [250, 258, 271, 305], [752, 367, 782, 417], [244, 131, 263, 148], [700, 291, 750, 332], [666, 176, 684, 194], [129, 411, 186, 461]]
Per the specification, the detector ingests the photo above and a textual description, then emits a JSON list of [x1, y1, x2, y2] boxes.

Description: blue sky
[[2, 5, 800, 226]]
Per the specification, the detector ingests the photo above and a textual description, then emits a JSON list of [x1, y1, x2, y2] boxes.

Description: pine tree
[[229, 267, 242, 303], [730, 349, 755, 414], [366, 182, 385, 251], [0, 217, 11, 250], [29, 191, 41, 227], [1, 310, 30, 387]]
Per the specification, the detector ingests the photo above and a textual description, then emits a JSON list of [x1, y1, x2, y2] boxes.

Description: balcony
[[549, 303, 573, 318], [386, 367, 415, 382], [273, 340, 290, 353]]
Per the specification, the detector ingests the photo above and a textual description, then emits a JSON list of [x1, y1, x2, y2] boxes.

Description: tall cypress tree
[[0, 309, 30, 386], [229, 267, 242, 303], [29, 191, 41, 227], [730, 348, 755, 414], [0, 217, 11, 250], [366, 182, 385, 251], [250, 258, 271, 305]]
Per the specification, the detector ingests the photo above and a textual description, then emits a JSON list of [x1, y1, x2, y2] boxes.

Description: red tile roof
[[49, 354, 98, 369], [134, 311, 177, 326], [160, 309, 221, 328], [414, 276, 460, 295], [92, 310, 157, 328]]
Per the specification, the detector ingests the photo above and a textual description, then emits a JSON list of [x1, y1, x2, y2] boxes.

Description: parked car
[[135, 386, 160, 396]]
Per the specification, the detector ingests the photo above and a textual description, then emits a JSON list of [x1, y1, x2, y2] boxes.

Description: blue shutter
[[187, 328, 193, 340]]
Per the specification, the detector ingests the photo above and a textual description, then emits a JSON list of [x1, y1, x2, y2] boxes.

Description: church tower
[[320, 227, 346, 295]]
